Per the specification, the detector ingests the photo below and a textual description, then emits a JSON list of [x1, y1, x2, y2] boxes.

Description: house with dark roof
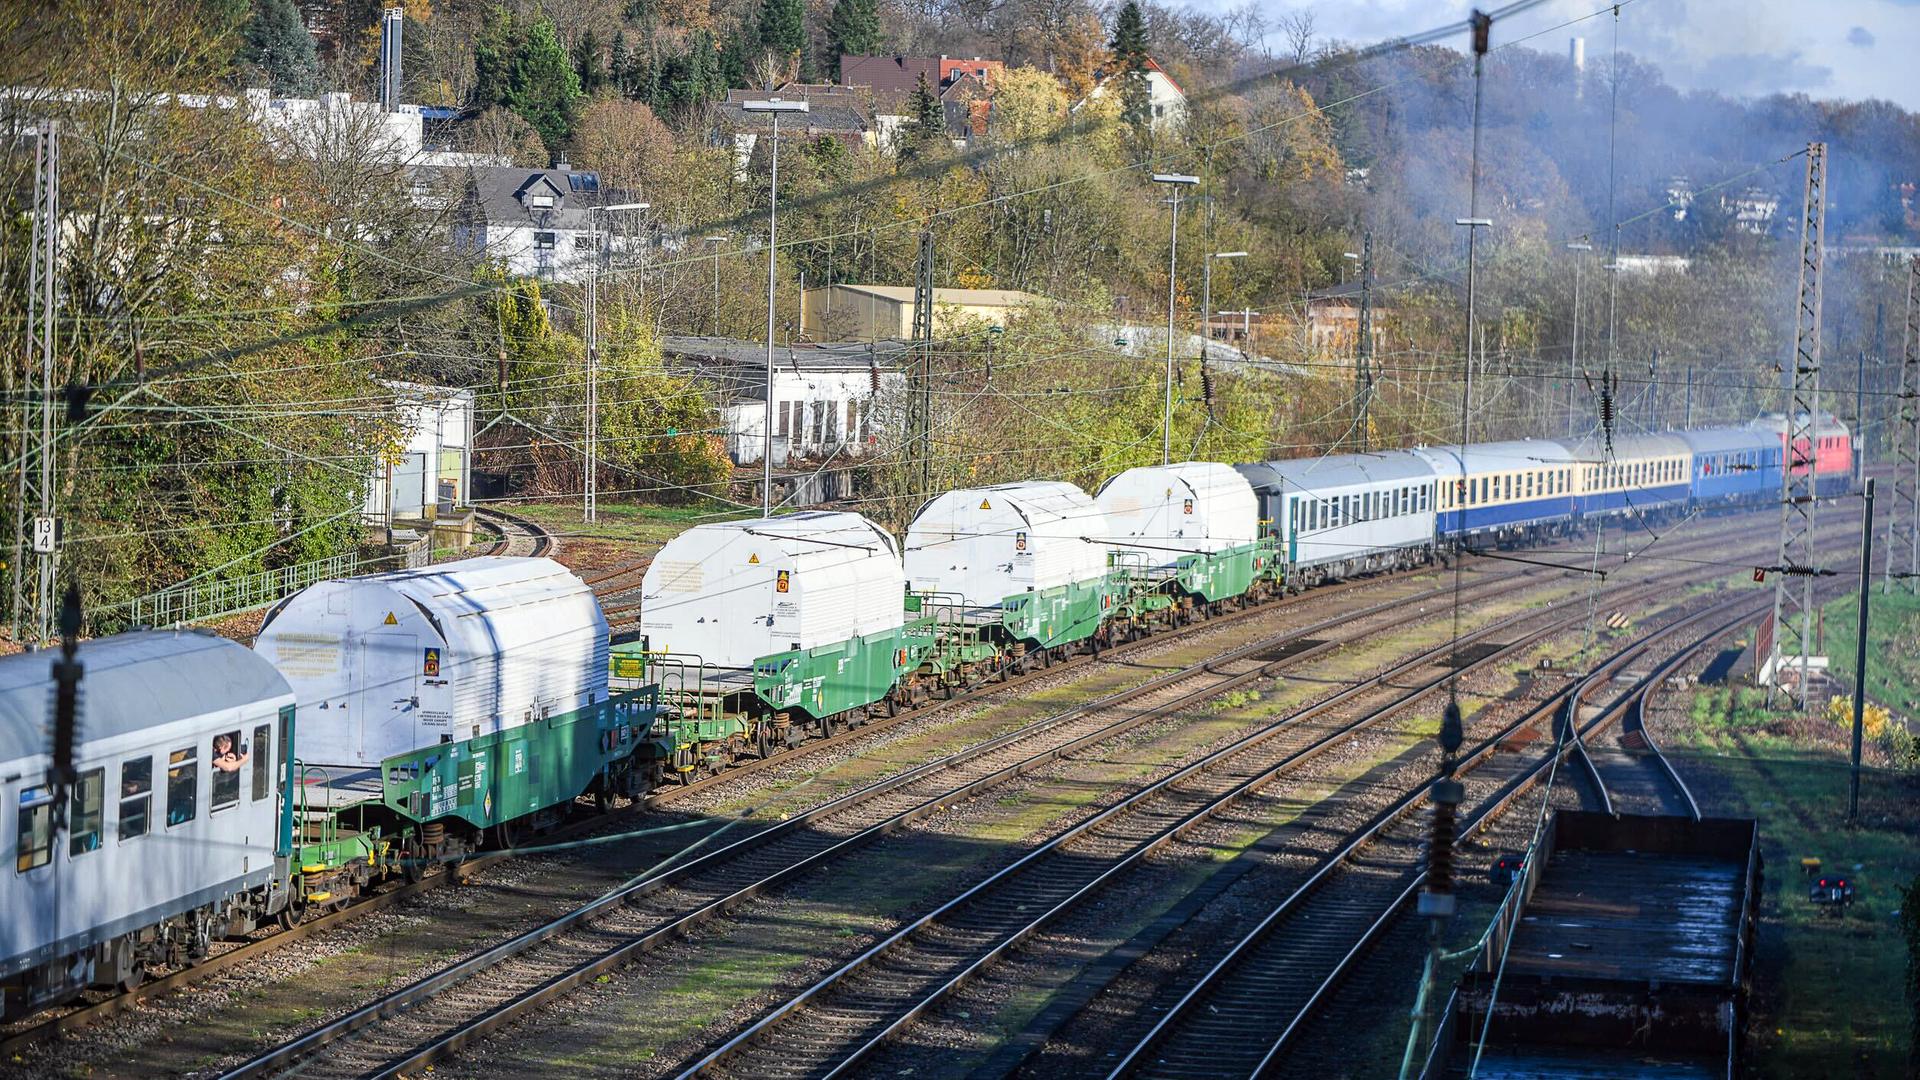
[[432, 163, 638, 282], [715, 88, 873, 177], [836, 54, 1003, 142]]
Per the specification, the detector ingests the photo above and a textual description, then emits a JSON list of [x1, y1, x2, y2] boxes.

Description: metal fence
[[125, 552, 363, 629]]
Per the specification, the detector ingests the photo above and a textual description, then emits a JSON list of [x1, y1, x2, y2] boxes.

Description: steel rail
[[1108, 593, 1777, 1080], [671, 572, 1715, 1080], [213, 558, 1563, 1080]]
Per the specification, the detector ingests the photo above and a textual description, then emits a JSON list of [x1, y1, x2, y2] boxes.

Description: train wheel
[[821, 713, 840, 737], [493, 819, 524, 850], [755, 724, 775, 760]]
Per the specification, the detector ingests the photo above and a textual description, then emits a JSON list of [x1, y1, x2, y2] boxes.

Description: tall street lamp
[[705, 235, 727, 335], [742, 99, 809, 516], [1565, 240, 1592, 435], [584, 200, 648, 524], [1153, 172, 1199, 465], [1201, 250, 1248, 366]]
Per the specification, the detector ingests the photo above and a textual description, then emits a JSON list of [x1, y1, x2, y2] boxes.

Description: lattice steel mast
[[10, 122, 59, 646], [1767, 142, 1827, 704], [1356, 231, 1375, 451], [1889, 255, 1920, 594], [909, 229, 935, 493]]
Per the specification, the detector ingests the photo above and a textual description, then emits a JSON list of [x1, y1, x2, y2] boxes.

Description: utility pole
[[910, 229, 935, 493], [1849, 477, 1874, 826], [742, 98, 807, 516], [1152, 173, 1199, 464], [1565, 241, 1592, 436], [584, 267, 598, 524], [1648, 348, 1660, 429], [1357, 232, 1376, 451], [1766, 142, 1828, 706], [10, 121, 59, 647], [1890, 256, 1920, 594], [1684, 363, 1694, 428]]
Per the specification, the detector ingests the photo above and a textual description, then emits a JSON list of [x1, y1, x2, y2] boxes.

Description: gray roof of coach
[[1410, 439, 1574, 476], [1674, 426, 1775, 455], [1554, 433, 1693, 461], [1235, 451, 1436, 494], [0, 631, 292, 767]]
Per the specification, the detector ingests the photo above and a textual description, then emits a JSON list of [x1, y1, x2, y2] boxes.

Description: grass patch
[[1663, 680, 1920, 1077]]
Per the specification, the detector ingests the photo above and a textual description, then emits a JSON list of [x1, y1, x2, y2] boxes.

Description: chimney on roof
[[1570, 36, 1585, 100], [378, 7, 403, 111]]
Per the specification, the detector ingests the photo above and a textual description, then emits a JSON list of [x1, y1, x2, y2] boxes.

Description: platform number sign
[[776, 569, 791, 593], [422, 647, 441, 677], [31, 516, 54, 554]]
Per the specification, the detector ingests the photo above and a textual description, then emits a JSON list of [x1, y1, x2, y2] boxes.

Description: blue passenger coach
[[1676, 426, 1779, 507]]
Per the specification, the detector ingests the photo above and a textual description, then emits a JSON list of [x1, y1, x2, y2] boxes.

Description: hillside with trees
[[3, 0, 1919, 622]]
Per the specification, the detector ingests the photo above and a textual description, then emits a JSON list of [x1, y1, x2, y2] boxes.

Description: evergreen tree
[[473, 6, 518, 108], [239, 0, 319, 96], [757, 0, 805, 61], [824, 0, 881, 75], [718, 25, 754, 91], [609, 30, 630, 96], [506, 18, 582, 150], [1110, 0, 1152, 135], [573, 28, 605, 95], [899, 71, 945, 161]]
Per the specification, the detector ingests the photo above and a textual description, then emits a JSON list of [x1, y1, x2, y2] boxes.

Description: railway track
[[1100, 593, 1772, 1080], [0, 511, 1785, 1072], [212, 551, 1598, 1080], [666, 566, 1744, 1079], [474, 506, 556, 557], [0, 539, 1484, 1061]]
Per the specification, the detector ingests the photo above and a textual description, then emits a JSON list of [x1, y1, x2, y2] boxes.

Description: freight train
[[0, 413, 1853, 1017]]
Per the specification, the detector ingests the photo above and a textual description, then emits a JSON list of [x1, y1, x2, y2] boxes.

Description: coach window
[[15, 785, 52, 873], [120, 758, 152, 841], [252, 723, 273, 802], [167, 747, 198, 827], [211, 730, 245, 811], [69, 767, 104, 856]]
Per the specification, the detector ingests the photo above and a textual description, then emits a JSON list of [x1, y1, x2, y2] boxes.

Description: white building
[[661, 336, 908, 466], [440, 164, 646, 282], [363, 381, 474, 524], [1081, 59, 1187, 131]]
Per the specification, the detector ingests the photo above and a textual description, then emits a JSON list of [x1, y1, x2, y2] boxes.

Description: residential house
[[661, 336, 911, 467], [800, 285, 1049, 340], [1082, 58, 1187, 131], [1721, 187, 1781, 234], [1304, 281, 1390, 360], [443, 164, 639, 282], [837, 54, 1003, 141], [715, 88, 872, 177]]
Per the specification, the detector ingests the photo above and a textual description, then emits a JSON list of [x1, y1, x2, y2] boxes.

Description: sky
[[1223, 0, 1920, 110]]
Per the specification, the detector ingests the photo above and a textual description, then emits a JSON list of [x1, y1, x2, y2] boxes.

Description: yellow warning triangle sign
[[383, 611, 398, 625], [748, 553, 760, 564], [979, 498, 992, 510]]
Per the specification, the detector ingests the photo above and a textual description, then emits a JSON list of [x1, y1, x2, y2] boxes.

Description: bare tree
[[1279, 9, 1315, 65]]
